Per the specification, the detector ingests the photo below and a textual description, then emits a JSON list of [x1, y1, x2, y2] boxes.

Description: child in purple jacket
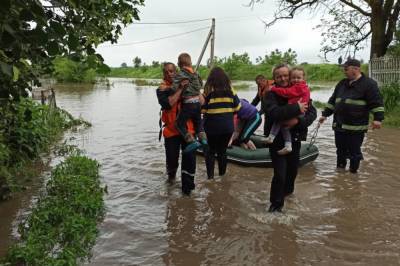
[[229, 99, 262, 149]]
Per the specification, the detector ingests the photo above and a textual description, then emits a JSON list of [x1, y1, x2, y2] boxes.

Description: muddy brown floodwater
[[1, 78, 400, 265]]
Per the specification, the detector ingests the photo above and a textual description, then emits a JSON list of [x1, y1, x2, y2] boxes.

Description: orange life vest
[[160, 80, 195, 138]]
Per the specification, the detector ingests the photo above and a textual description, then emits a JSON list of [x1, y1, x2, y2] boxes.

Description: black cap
[[343, 59, 361, 67]]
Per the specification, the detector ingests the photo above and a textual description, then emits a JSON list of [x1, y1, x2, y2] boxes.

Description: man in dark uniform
[[319, 59, 384, 173], [263, 64, 317, 212]]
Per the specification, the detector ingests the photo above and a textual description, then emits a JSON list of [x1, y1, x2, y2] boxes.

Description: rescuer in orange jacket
[[156, 62, 196, 195]]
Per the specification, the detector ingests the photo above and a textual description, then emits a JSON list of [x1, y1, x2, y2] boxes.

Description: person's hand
[[282, 118, 299, 128], [371, 120, 382, 129], [179, 79, 189, 89], [199, 93, 205, 105], [319, 116, 327, 124], [297, 99, 308, 113]]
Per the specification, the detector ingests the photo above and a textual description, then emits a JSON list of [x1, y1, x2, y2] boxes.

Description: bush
[[0, 98, 90, 198], [3, 155, 105, 265], [381, 82, 400, 112]]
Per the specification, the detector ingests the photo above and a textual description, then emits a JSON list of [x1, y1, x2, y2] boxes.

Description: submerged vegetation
[[3, 154, 105, 265]]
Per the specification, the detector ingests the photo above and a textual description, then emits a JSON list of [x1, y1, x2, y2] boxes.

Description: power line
[[132, 18, 211, 25], [100, 26, 210, 47]]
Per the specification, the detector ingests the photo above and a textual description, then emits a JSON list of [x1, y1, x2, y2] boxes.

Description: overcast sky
[[96, 0, 370, 67]]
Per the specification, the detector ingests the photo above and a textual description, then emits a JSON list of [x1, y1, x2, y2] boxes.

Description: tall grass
[[381, 82, 400, 127]]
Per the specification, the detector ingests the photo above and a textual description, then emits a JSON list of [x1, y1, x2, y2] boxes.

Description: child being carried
[[264, 67, 310, 155], [171, 53, 208, 153]]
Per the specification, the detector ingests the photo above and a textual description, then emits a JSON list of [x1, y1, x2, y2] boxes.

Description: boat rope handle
[[308, 122, 321, 149]]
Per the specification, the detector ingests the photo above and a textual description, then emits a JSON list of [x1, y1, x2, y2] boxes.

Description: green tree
[[0, 0, 144, 100], [257, 49, 298, 66], [151, 61, 160, 67], [121, 62, 128, 68], [218, 52, 252, 78], [250, 0, 400, 58], [387, 26, 400, 56], [133, 56, 142, 68]]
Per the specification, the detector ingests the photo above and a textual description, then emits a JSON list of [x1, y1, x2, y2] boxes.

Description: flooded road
[[2, 78, 400, 265]]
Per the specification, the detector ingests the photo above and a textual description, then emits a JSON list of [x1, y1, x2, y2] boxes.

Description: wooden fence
[[369, 56, 400, 85]]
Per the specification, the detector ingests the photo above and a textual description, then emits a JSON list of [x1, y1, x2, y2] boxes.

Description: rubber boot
[[205, 153, 215, 179], [337, 157, 347, 169], [217, 153, 227, 176], [350, 159, 360, 173]]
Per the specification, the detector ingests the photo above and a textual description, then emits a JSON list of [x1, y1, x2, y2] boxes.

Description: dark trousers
[[205, 133, 232, 178], [164, 136, 196, 193], [239, 113, 262, 144], [175, 102, 203, 139], [334, 130, 365, 171], [269, 141, 301, 208]]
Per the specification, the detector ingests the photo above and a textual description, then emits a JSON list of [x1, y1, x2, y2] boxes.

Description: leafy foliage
[[133, 56, 142, 68], [249, 0, 400, 58], [256, 48, 297, 66], [381, 82, 400, 113], [3, 155, 105, 265], [0, 98, 90, 198], [0, 0, 144, 99], [387, 27, 400, 56], [53, 56, 110, 83]]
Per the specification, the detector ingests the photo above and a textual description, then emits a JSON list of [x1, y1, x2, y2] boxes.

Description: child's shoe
[[277, 144, 292, 155], [261, 135, 275, 144], [198, 132, 209, 153], [183, 141, 201, 154]]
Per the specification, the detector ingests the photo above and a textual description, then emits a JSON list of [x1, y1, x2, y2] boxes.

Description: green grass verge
[[2, 155, 105, 265], [108, 63, 369, 82]]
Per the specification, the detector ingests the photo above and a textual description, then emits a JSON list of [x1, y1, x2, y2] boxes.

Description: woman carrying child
[[262, 67, 311, 155], [262, 64, 316, 212], [202, 67, 241, 179]]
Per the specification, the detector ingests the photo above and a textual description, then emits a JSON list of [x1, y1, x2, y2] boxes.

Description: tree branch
[[338, 0, 371, 16], [262, 0, 319, 27], [385, 0, 400, 46]]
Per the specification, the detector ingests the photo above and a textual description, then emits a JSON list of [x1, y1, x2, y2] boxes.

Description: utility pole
[[209, 18, 215, 68], [195, 18, 215, 71]]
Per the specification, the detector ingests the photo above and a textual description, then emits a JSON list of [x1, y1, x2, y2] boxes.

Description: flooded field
[[1, 78, 399, 265]]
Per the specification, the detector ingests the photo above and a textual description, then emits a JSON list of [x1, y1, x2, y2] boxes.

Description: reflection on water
[[1, 78, 400, 265]]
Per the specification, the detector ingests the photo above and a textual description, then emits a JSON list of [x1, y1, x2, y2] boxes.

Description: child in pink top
[[265, 67, 310, 155]]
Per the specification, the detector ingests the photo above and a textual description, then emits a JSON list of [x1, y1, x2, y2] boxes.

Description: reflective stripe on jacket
[[322, 74, 384, 132]]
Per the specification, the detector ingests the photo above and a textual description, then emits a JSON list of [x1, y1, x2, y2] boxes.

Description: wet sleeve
[[321, 85, 338, 117], [296, 100, 317, 130], [156, 89, 171, 110], [251, 94, 260, 106], [366, 81, 384, 121], [264, 92, 301, 122]]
